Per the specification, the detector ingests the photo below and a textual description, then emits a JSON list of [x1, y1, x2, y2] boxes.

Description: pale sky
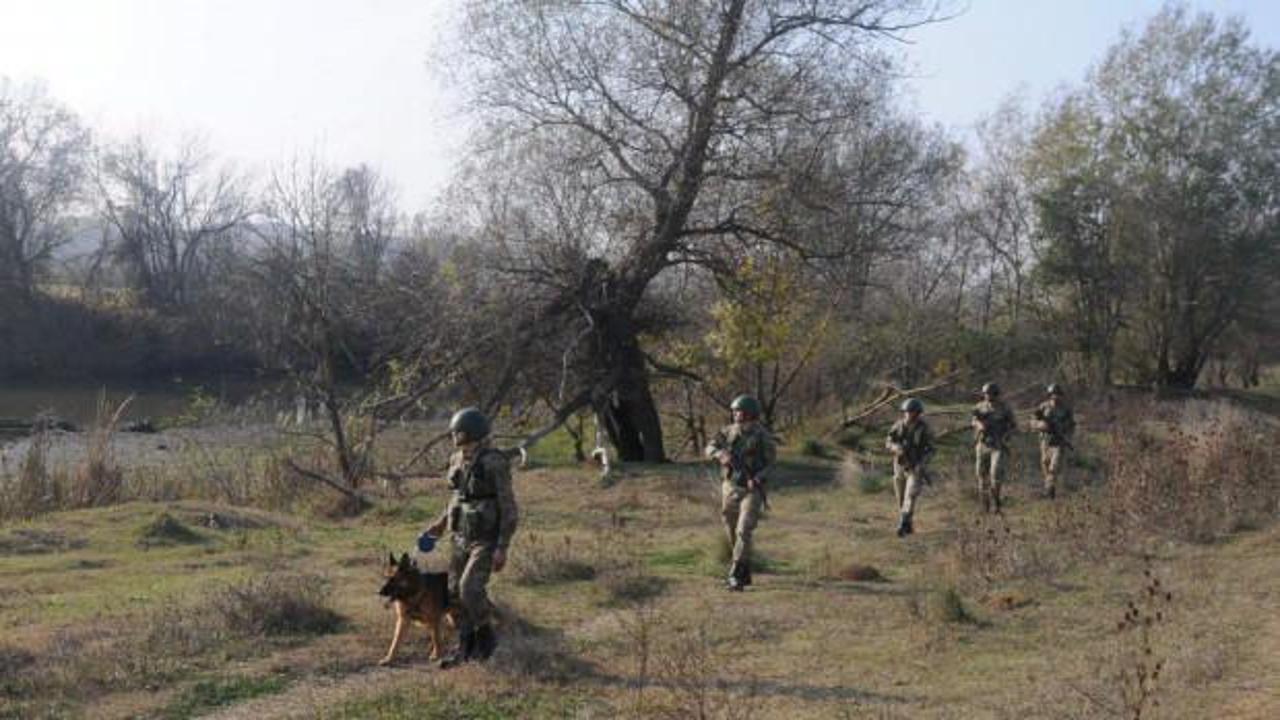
[[1, 1, 1276, 211]]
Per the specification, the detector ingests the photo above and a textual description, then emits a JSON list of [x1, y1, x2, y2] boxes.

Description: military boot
[[741, 561, 753, 587], [896, 513, 910, 538], [473, 624, 498, 661], [726, 562, 746, 592], [981, 492, 991, 514], [1046, 486, 1056, 500], [992, 489, 1003, 513], [438, 625, 476, 669]]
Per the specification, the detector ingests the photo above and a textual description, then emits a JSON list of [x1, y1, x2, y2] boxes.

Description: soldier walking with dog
[[705, 395, 777, 592], [1032, 384, 1075, 499], [971, 382, 1017, 512], [885, 397, 934, 537], [423, 407, 519, 667]]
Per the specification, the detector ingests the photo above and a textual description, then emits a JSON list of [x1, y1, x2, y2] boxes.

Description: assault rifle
[[725, 447, 769, 510], [1033, 407, 1074, 450]]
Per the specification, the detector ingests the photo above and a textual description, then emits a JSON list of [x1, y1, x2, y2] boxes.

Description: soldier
[[885, 397, 934, 537], [424, 407, 519, 667], [971, 382, 1017, 512], [705, 394, 777, 592], [1031, 384, 1076, 499]]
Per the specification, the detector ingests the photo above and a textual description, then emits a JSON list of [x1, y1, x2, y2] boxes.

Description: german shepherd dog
[[378, 552, 456, 665]]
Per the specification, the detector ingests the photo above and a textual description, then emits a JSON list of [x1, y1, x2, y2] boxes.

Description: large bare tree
[[453, 0, 951, 461], [97, 136, 250, 311], [0, 80, 90, 300]]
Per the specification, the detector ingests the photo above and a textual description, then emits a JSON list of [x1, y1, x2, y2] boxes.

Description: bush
[[136, 513, 206, 547], [932, 586, 977, 625], [512, 534, 597, 586], [210, 573, 346, 636]]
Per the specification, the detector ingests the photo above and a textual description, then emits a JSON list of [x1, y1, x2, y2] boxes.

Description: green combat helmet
[[730, 394, 762, 417], [901, 397, 924, 414], [449, 407, 491, 442], [981, 382, 1001, 397], [1046, 384, 1064, 396]]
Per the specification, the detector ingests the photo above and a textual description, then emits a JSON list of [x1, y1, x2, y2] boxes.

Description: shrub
[[210, 573, 346, 636], [512, 534, 597, 586], [932, 586, 977, 625], [136, 513, 206, 548]]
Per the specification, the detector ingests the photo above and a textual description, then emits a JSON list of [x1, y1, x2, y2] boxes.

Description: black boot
[[439, 625, 476, 669], [741, 561, 753, 587], [981, 492, 991, 514], [1046, 486, 1056, 500], [903, 512, 914, 536], [473, 624, 497, 661], [896, 513, 910, 538], [993, 490, 1003, 513], [726, 561, 745, 591]]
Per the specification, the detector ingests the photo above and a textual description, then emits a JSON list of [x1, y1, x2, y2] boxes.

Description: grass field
[[1, 399, 1278, 719]]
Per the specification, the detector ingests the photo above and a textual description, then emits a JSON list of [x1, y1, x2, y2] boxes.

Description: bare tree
[[452, 0, 952, 461], [0, 79, 90, 300], [97, 136, 250, 311]]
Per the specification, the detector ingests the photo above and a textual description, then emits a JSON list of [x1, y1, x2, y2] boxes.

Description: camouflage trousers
[[892, 460, 928, 514], [449, 536, 495, 628], [1040, 442, 1066, 492], [974, 444, 1007, 500], [721, 483, 763, 566]]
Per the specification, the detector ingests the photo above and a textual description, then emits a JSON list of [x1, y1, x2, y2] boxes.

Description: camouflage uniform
[[886, 416, 934, 518], [434, 445, 519, 631], [972, 398, 1017, 511], [1033, 400, 1075, 496], [705, 422, 777, 587]]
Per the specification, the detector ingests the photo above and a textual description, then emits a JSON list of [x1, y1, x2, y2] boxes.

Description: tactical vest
[[890, 420, 931, 466], [1037, 403, 1073, 447], [974, 401, 1014, 448], [725, 425, 770, 487], [449, 448, 501, 543]]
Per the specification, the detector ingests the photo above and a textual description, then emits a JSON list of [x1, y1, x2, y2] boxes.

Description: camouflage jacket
[[972, 399, 1017, 449], [435, 446, 519, 549], [886, 417, 934, 468], [705, 422, 777, 487], [1034, 401, 1075, 447]]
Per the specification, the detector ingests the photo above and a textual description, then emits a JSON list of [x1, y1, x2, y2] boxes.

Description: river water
[[0, 377, 287, 434]]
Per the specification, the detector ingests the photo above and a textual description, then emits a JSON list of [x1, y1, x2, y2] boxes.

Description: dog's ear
[[399, 552, 411, 569], [387, 552, 397, 567]]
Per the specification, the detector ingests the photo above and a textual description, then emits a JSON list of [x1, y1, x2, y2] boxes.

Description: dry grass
[[2, 396, 1278, 719]]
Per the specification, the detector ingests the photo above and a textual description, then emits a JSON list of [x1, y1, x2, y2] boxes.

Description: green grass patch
[[646, 546, 703, 570], [524, 426, 584, 467], [322, 687, 582, 719], [366, 495, 443, 525], [161, 674, 290, 719]]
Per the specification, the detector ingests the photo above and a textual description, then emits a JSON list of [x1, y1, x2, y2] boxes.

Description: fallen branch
[[285, 459, 367, 505], [828, 372, 961, 437]]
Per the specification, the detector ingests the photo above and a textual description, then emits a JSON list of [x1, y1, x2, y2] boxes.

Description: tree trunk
[[600, 353, 666, 462], [594, 313, 667, 463]]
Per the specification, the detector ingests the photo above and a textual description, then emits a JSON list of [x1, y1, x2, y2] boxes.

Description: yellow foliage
[[706, 256, 830, 371]]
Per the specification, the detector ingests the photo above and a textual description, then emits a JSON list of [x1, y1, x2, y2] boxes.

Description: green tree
[[1030, 3, 1279, 388]]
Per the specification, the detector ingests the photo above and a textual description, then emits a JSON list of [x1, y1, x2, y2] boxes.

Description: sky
[[1, 0, 1277, 211]]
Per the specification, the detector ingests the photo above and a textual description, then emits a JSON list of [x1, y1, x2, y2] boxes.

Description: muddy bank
[[0, 424, 285, 475]]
